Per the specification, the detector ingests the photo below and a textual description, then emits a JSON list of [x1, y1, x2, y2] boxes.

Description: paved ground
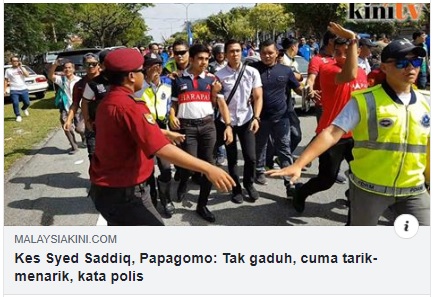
[[5, 111, 385, 226]]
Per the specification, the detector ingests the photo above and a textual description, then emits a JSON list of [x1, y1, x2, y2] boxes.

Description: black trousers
[[179, 119, 216, 206], [299, 137, 354, 199], [85, 129, 96, 161], [216, 120, 256, 193], [90, 183, 164, 226]]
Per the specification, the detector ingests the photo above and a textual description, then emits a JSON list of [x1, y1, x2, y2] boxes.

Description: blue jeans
[[10, 89, 30, 117], [256, 117, 292, 186]]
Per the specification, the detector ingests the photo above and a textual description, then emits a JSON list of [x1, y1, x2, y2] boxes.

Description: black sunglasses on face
[[131, 68, 144, 73], [84, 62, 99, 68], [174, 50, 188, 56]]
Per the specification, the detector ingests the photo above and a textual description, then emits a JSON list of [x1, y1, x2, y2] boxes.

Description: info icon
[[394, 214, 419, 239]]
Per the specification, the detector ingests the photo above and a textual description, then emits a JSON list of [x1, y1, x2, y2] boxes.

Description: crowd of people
[[5, 23, 430, 226]]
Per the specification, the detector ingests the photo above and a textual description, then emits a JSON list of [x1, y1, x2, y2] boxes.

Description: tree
[[192, 21, 213, 43], [4, 3, 77, 58], [282, 3, 348, 37], [248, 4, 293, 39], [76, 3, 152, 47]]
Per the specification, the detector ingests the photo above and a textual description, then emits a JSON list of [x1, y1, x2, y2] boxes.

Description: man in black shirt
[[251, 40, 304, 197]]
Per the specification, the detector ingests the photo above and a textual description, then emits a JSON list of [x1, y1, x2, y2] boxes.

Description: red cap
[[105, 48, 144, 72]]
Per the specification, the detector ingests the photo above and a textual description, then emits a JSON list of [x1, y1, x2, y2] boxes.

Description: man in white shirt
[[358, 38, 377, 74], [215, 39, 263, 204], [4, 56, 30, 122], [48, 58, 83, 154]]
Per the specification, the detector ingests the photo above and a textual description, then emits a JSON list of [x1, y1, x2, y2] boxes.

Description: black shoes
[[231, 193, 244, 204], [255, 173, 268, 185], [290, 183, 305, 213], [196, 206, 216, 223], [245, 184, 259, 202]]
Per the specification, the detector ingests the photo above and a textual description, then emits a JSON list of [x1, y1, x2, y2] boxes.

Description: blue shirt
[[251, 61, 300, 121], [298, 44, 311, 61]]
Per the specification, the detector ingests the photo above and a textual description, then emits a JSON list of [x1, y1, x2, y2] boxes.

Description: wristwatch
[[253, 116, 261, 122], [225, 123, 232, 128], [349, 34, 360, 45]]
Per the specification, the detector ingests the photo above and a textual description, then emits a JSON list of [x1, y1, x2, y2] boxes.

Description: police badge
[[144, 113, 155, 125]]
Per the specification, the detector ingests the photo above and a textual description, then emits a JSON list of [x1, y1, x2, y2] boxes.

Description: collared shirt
[[90, 85, 169, 187], [171, 69, 222, 119], [251, 61, 300, 121], [215, 63, 262, 126], [358, 56, 371, 75], [282, 54, 300, 73]]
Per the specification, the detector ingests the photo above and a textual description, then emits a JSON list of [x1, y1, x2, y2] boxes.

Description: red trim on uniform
[[193, 76, 198, 89]]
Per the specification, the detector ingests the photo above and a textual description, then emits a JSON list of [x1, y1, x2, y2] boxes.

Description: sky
[[140, 3, 256, 43]]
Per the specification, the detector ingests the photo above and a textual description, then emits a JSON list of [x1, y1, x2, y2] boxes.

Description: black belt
[[179, 115, 214, 126]]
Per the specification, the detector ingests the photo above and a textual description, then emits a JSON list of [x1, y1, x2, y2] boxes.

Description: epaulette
[[131, 94, 146, 103]]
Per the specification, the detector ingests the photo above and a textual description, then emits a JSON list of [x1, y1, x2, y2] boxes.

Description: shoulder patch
[[421, 113, 430, 128], [144, 113, 155, 125]]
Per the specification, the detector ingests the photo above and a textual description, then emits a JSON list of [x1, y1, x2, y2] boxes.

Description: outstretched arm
[[266, 125, 345, 183], [156, 144, 236, 192]]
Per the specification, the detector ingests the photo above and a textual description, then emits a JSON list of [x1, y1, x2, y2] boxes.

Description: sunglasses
[[131, 68, 144, 73], [174, 50, 188, 56], [388, 57, 423, 69], [84, 62, 99, 68]]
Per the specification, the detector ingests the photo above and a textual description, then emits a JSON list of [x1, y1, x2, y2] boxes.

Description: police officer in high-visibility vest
[[134, 53, 185, 218], [267, 38, 430, 226]]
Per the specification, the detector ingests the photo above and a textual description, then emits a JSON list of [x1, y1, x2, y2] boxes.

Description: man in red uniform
[[89, 48, 235, 226], [281, 23, 368, 217]]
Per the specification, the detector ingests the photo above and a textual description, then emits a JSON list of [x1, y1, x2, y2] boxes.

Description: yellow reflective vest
[[350, 84, 430, 196], [138, 78, 172, 124]]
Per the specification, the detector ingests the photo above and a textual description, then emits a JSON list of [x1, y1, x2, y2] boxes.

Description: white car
[[291, 55, 312, 112], [4, 65, 49, 99]]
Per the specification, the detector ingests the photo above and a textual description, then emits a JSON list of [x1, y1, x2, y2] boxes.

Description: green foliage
[[343, 21, 397, 37], [282, 3, 347, 37], [249, 4, 293, 36], [192, 21, 213, 43], [76, 3, 152, 48], [4, 3, 153, 58]]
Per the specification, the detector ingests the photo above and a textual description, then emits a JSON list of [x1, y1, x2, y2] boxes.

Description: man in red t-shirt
[[306, 30, 336, 122], [89, 48, 235, 226], [281, 23, 368, 217]]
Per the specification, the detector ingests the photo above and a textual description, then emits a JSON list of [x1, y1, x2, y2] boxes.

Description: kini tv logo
[[348, 3, 426, 21]]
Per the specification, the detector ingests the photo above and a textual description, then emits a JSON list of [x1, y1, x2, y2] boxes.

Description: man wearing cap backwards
[[268, 37, 430, 226], [64, 53, 100, 148], [358, 38, 377, 75], [169, 44, 234, 223], [89, 48, 235, 226], [134, 53, 185, 218]]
